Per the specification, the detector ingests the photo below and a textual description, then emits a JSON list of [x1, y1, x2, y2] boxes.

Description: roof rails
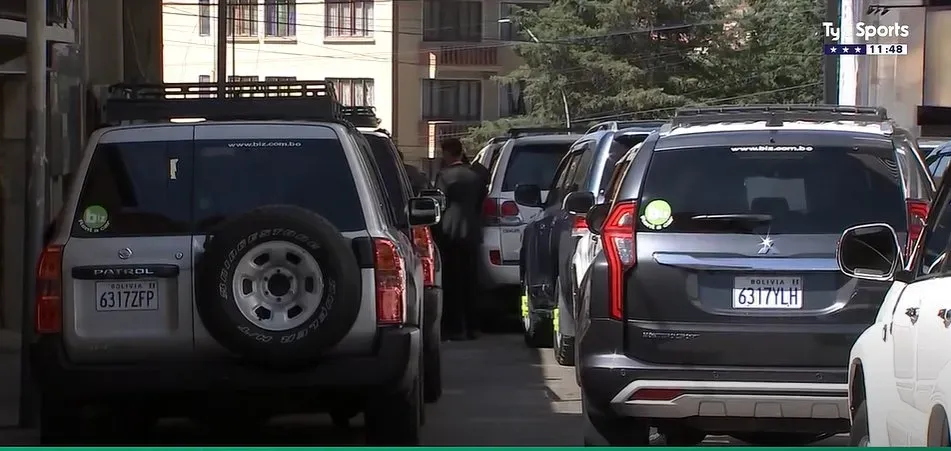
[[669, 104, 889, 128], [101, 80, 342, 124], [585, 120, 667, 134], [339, 105, 381, 128], [485, 136, 509, 145], [507, 126, 586, 138]]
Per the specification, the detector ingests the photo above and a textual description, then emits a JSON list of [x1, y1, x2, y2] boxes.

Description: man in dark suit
[[397, 150, 431, 194], [434, 138, 487, 340]]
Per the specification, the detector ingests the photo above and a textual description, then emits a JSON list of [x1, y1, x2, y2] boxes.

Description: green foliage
[[469, 0, 825, 143], [461, 116, 542, 152]]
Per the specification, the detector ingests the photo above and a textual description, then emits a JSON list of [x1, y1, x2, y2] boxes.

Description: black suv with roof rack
[[31, 80, 440, 445], [574, 105, 934, 446]]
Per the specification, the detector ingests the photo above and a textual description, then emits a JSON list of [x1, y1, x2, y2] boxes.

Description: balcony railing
[[419, 45, 498, 67], [0, 0, 69, 26]]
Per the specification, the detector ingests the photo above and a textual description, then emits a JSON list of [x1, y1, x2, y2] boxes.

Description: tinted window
[[193, 139, 366, 232], [72, 141, 192, 237], [638, 146, 906, 234], [502, 142, 572, 191], [915, 185, 951, 277], [363, 133, 410, 216]]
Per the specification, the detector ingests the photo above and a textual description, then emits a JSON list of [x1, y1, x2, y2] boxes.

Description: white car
[[838, 206, 951, 446]]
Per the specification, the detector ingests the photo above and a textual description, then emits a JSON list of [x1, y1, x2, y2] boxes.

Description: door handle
[[906, 307, 920, 323], [939, 308, 951, 326]]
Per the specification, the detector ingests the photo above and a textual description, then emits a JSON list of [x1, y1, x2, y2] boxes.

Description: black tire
[[423, 346, 443, 403], [364, 377, 423, 445], [522, 282, 553, 348], [196, 205, 362, 368], [850, 400, 870, 446], [554, 282, 575, 366], [582, 397, 649, 446], [658, 425, 707, 445], [38, 398, 85, 445], [733, 432, 826, 446]]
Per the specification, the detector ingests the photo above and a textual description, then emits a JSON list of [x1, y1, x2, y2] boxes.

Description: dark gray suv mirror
[[586, 204, 611, 235], [418, 188, 446, 211], [836, 223, 903, 281], [563, 191, 595, 215], [408, 197, 440, 226], [513, 184, 543, 208]]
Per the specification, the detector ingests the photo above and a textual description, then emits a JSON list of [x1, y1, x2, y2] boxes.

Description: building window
[[327, 78, 374, 106], [198, 74, 212, 98], [423, 0, 483, 42], [325, 1, 373, 38], [265, 0, 296, 37], [228, 75, 260, 82], [499, 81, 527, 117], [421, 79, 482, 121], [227, 0, 259, 37], [499, 3, 545, 41], [199, 0, 211, 36]]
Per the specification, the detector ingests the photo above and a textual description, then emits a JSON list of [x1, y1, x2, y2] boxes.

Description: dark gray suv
[[575, 106, 934, 446]]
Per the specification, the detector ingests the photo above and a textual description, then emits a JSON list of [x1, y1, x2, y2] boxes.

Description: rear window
[[193, 139, 366, 232], [501, 142, 572, 191], [637, 145, 907, 234], [72, 139, 367, 237]]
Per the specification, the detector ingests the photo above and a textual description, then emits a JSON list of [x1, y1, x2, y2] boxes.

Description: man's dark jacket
[[434, 162, 487, 244], [404, 164, 431, 194]]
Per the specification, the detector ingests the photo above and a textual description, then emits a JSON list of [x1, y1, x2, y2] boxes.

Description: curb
[[0, 330, 21, 353]]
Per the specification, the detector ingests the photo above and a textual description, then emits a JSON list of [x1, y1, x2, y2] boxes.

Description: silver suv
[[30, 81, 440, 445]]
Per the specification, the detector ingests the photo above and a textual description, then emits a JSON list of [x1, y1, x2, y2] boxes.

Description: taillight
[[906, 199, 929, 257], [483, 197, 522, 225], [412, 226, 436, 287], [35, 245, 64, 334], [374, 238, 405, 325], [602, 201, 637, 321], [571, 215, 588, 235]]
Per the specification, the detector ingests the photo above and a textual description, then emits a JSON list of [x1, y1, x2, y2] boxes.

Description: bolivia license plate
[[732, 276, 802, 309], [95, 281, 159, 312]]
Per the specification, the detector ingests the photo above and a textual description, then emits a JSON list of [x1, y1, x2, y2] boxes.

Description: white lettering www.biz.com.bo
[[227, 141, 303, 148], [730, 145, 814, 152]]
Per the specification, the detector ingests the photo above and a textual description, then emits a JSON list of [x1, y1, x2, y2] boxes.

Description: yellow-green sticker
[[641, 199, 673, 230], [79, 205, 110, 233]]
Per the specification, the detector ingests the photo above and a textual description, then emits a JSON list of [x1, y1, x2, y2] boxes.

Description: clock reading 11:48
[[866, 44, 908, 55]]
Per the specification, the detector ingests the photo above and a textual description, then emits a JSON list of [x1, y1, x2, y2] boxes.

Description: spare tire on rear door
[[196, 205, 362, 368]]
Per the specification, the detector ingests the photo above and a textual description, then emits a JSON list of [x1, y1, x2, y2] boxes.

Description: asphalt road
[[0, 334, 850, 446]]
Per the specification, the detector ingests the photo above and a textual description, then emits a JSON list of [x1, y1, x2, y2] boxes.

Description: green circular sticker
[[641, 199, 673, 230], [79, 205, 110, 233]]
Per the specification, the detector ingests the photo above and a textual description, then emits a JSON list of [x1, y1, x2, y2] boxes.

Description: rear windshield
[[501, 142, 572, 191], [637, 145, 907, 234], [72, 139, 366, 237]]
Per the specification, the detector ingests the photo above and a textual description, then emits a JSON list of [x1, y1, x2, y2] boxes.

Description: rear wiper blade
[[690, 213, 773, 224]]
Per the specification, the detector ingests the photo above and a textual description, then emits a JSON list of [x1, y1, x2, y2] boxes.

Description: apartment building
[[163, 0, 546, 159]]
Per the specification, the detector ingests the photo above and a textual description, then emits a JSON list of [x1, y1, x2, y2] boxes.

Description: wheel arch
[[849, 357, 866, 420]]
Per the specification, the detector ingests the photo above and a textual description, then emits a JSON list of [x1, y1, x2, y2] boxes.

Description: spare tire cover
[[196, 205, 362, 368]]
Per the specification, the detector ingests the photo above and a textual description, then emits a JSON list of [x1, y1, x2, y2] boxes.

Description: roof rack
[[485, 136, 509, 145], [670, 104, 889, 128], [101, 80, 342, 124], [507, 126, 586, 138], [339, 105, 381, 128], [585, 120, 667, 134]]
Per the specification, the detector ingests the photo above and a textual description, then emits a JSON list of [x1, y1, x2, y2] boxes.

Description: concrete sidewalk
[[0, 329, 21, 427]]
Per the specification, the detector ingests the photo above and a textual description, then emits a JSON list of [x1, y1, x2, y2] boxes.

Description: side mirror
[[836, 223, 903, 281], [514, 184, 543, 208], [418, 188, 446, 211], [563, 191, 595, 215], [586, 204, 611, 235], [408, 197, 440, 226]]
